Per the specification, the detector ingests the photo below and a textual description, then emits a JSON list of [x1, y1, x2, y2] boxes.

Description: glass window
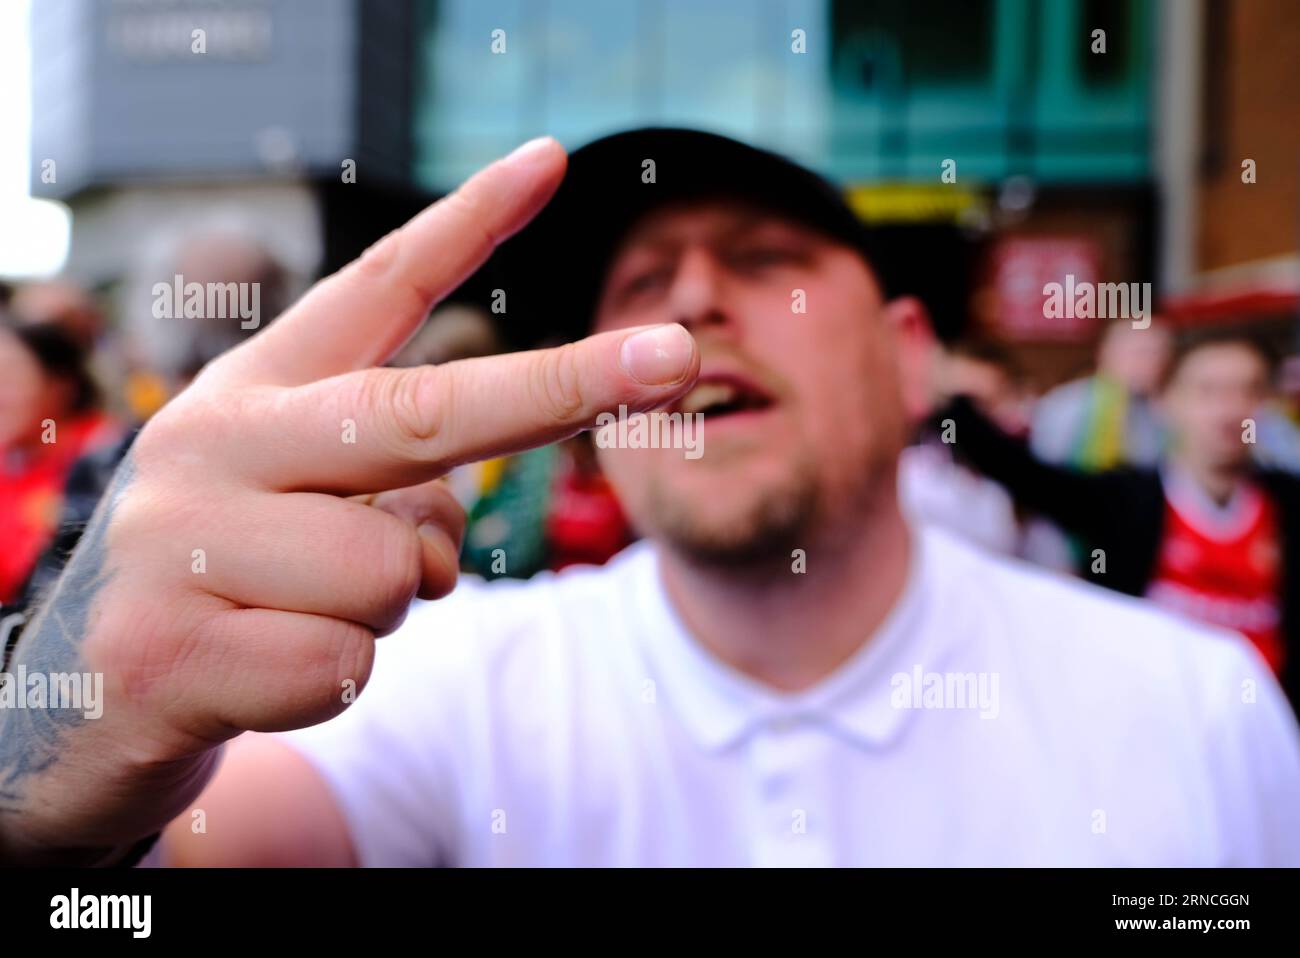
[[1080, 0, 1130, 88], [832, 0, 994, 90]]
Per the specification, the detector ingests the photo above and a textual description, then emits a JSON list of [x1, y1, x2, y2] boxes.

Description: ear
[[884, 295, 942, 425]]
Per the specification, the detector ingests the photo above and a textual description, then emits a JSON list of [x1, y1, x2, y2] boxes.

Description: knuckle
[[330, 619, 375, 706], [531, 344, 586, 424], [90, 592, 221, 727], [354, 228, 403, 281], [355, 228, 439, 315], [134, 385, 270, 472], [290, 614, 375, 720], [416, 525, 460, 601], [373, 514, 423, 623], [443, 188, 498, 259], [445, 498, 468, 545], [131, 403, 189, 466], [363, 369, 447, 461]]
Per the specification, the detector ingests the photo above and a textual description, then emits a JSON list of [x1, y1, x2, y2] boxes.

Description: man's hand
[[0, 137, 699, 863]]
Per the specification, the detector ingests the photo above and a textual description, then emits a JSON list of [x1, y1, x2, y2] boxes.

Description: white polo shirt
[[277, 524, 1300, 867]]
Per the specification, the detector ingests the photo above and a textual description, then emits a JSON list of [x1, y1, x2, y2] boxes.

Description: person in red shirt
[[1141, 333, 1288, 672], [0, 321, 117, 603], [1147, 464, 1283, 671], [938, 329, 1300, 707]]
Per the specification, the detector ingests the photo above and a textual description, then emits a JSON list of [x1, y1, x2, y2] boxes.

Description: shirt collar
[[1160, 462, 1263, 540], [629, 524, 951, 753]]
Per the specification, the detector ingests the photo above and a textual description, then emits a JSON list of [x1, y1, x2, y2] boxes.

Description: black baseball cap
[[464, 127, 896, 349]]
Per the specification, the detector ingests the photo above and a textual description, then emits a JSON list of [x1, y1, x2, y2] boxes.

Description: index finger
[[226, 137, 568, 386], [233, 324, 701, 495]]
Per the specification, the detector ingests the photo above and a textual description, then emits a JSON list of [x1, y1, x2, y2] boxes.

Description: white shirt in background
[[898, 443, 1021, 556]]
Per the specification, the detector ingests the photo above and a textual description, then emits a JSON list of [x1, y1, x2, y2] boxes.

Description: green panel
[[1029, 0, 1153, 180], [826, 0, 1153, 184]]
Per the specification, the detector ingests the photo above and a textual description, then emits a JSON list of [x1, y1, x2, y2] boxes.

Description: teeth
[[680, 382, 738, 415]]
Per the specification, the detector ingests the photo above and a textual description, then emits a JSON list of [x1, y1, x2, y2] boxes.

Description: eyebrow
[[619, 211, 808, 255]]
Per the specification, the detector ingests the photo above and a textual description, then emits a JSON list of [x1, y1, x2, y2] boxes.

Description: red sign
[[989, 238, 1102, 341]]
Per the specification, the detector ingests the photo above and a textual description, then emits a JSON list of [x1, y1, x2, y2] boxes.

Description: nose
[[667, 246, 730, 333]]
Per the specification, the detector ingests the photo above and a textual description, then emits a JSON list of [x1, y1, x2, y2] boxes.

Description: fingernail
[[503, 136, 557, 168], [619, 324, 695, 385]]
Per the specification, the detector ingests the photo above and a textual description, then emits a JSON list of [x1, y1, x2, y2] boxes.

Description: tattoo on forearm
[[0, 455, 136, 813]]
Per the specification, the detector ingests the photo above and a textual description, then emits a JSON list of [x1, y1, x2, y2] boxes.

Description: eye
[[730, 244, 800, 271], [619, 267, 671, 299]]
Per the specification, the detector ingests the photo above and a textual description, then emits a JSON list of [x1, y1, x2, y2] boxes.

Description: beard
[[638, 455, 822, 568]]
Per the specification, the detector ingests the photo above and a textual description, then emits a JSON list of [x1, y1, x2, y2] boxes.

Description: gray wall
[[29, 0, 414, 197]]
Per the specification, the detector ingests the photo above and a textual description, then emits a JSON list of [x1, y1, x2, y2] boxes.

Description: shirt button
[[768, 714, 800, 733], [760, 770, 792, 798]]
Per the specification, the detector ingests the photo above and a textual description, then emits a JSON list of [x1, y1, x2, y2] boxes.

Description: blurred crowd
[[4, 241, 1300, 706]]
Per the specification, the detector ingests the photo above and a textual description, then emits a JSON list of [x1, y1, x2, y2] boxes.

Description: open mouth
[[674, 374, 775, 421]]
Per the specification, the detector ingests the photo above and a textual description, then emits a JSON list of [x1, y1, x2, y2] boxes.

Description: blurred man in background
[[1032, 318, 1172, 472], [1023, 319, 1172, 572], [152, 230, 291, 394]]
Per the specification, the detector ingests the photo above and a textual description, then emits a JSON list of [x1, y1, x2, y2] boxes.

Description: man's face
[[1161, 343, 1271, 471], [591, 201, 924, 565], [1099, 322, 1172, 398]]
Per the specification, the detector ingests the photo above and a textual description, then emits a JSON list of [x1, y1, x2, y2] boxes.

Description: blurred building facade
[[1160, 0, 1300, 344], [28, 0, 1299, 386], [29, 0, 421, 379]]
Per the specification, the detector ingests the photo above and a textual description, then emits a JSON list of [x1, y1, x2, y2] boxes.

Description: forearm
[[939, 396, 1104, 534], [0, 652, 221, 867]]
